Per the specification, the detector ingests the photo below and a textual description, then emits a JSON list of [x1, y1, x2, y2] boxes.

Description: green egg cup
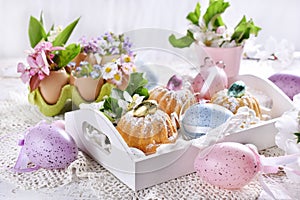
[[28, 83, 115, 117]]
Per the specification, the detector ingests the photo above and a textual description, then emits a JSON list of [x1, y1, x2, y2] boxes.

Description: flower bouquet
[[76, 32, 133, 66], [70, 53, 136, 102], [275, 93, 300, 183], [169, 0, 261, 77], [17, 12, 81, 104], [69, 32, 136, 103]]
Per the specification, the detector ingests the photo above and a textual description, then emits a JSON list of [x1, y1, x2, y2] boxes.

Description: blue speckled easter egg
[[182, 103, 233, 139], [23, 122, 78, 169]]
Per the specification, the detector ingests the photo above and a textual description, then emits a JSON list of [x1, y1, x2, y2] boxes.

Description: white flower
[[111, 71, 123, 86], [117, 91, 145, 115], [47, 25, 63, 42], [275, 94, 300, 182], [102, 62, 118, 79]]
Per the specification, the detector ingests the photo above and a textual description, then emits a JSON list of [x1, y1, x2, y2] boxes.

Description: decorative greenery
[[28, 12, 80, 48], [169, 0, 261, 48], [100, 72, 149, 123], [17, 12, 80, 91]]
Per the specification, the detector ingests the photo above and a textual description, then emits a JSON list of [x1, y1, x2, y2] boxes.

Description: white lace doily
[[0, 91, 288, 199]]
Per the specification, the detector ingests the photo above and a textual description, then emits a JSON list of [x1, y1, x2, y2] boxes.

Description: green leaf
[[103, 97, 118, 111], [54, 43, 81, 68], [294, 132, 300, 143], [28, 16, 47, 48], [39, 11, 44, 26], [52, 17, 80, 46], [102, 97, 123, 120], [125, 72, 148, 96], [186, 2, 201, 25], [134, 87, 149, 99], [203, 0, 230, 28], [111, 88, 125, 100], [169, 34, 194, 48], [231, 16, 261, 44]]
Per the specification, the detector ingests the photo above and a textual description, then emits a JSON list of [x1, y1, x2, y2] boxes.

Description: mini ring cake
[[148, 75, 196, 118], [116, 100, 178, 154], [210, 81, 262, 118]]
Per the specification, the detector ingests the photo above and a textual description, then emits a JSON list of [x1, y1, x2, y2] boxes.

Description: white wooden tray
[[65, 74, 293, 191]]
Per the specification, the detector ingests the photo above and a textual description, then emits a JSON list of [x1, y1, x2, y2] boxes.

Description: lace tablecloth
[[0, 59, 300, 199]]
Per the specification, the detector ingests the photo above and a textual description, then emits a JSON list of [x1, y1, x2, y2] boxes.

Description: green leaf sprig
[[169, 0, 261, 48], [28, 12, 80, 48], [100, 72, 149, 123]]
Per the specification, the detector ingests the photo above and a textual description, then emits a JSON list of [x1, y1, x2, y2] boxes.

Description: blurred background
[[0, 0, 299, 59]]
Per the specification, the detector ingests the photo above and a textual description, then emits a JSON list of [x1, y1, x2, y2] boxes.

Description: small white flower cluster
[[244, 36, 295, 69], [101, 54, 136, 86], [275, 94, 300, 183], [189, 24, 236, 48], [47, 25, 63, 43]]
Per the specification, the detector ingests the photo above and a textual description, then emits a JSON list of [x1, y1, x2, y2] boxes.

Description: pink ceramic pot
[[201, 46, 244, 78]]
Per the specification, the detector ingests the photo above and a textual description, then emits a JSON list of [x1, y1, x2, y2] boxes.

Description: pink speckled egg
[[194, 142, 261, 189], [23, 122, 78, 169], [192, 65, 228, 100]]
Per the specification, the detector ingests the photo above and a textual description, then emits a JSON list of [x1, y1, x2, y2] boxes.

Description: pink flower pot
[[201, 46, 244, 78]]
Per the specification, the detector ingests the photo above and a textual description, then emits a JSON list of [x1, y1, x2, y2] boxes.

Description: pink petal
[[20, 72, 30, 83], [36, 53, 46, 66], [38, 71, 46, 80], [51, 46, 65, 51], [27, 56, 38, 68], [17, 63, 26, 73], [41, 65, 50, 76], [29, 68, 38, 76]]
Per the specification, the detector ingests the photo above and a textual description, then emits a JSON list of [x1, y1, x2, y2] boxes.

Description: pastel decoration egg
[[166, 75, 183, 91], [269, 73, 300, 100], [23, 122, 78, 169], [181, 103, 233, 140], [194, 142, 261, 189], [192, 65, 228, 100]]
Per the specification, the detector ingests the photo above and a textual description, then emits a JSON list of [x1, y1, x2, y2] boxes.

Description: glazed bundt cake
[[116, 100, 178, 154], [210, 81, 262, 118], [148, 86, 196, 117]]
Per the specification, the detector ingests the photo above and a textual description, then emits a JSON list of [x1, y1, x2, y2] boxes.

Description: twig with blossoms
[[17, 42, 64, 91], [169, 0, 261, 48]]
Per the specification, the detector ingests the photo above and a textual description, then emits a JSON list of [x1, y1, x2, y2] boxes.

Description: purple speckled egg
[[23, 122, 78, 169], [194, 142, 261, 189], [269, 73, 300, 100]]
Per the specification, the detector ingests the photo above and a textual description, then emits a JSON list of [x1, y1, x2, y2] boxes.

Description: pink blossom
[[216, 26, 226, 35], [34, 41, 64, 53], [17, 41, 63, 86], [17, 63, 30, 83]]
